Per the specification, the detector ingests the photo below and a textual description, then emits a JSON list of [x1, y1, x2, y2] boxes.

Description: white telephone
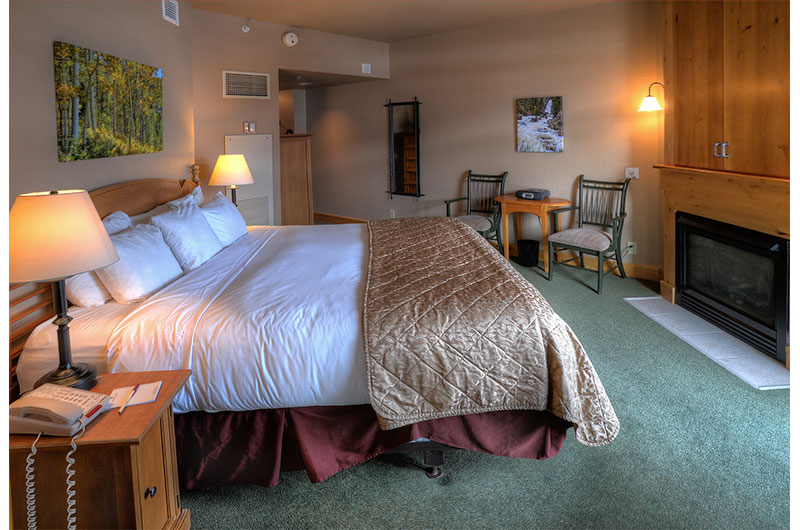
[[10, 384, 109, 436]]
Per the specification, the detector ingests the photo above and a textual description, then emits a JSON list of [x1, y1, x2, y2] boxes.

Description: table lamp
[[9, 190, 119, 390], [208, 154, 254, 206]]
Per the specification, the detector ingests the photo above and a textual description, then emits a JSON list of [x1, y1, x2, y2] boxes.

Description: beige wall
[[308, 1, 664, 267], [189, 9, 389, 223], [9, 1, 195, 204]]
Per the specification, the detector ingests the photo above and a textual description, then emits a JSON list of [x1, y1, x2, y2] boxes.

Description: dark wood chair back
[[466, 171, 509, 216], [577, 175, 631, 230]]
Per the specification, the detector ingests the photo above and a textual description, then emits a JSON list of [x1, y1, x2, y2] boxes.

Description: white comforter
[[19, 225, 371, 413]]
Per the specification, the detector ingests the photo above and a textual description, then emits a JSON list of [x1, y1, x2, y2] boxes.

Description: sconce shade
[[209, 154, 255, 187], [638, 81, 665, 112], [638, 95, 664, 112], [9, 190, 119, 283]]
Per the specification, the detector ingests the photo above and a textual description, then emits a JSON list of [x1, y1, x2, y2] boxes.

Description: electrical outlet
[[243, 122, 250, 133], [389, 209, 396, 219], [625, 167, 639, 179], [627, 241, 638, 255]]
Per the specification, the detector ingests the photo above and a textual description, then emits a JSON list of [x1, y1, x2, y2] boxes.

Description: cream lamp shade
[[9, 190, 119, 283], [638, 81, 664, 112], [209, 154, 254, 187]]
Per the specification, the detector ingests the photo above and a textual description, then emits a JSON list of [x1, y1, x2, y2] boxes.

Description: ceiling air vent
[[162, 0, 179, 26], [223, 70, 270, 99]]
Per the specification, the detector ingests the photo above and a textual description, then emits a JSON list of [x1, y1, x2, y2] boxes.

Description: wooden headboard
[[9, 166, 200, 400]]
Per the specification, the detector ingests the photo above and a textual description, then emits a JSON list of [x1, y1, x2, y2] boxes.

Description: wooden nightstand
[[10, 370, 191, 529]]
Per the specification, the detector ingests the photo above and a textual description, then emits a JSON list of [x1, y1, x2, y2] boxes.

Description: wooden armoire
[[280, 134, 314, 225]]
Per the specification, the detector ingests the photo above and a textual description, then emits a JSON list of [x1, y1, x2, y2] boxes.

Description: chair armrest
[[444, 197, 467, 217], [550, 205, 578, 232]]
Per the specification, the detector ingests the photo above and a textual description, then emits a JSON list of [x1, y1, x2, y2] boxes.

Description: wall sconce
[[638, 82, 664, 112]]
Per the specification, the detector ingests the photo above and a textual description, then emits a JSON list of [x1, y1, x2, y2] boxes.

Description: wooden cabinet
[[664, 1, 789, 177], [280, 134, 314, 225], [10, 371, 191, 530]]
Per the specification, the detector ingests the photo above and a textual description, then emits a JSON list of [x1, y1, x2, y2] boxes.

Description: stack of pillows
[[65, 186, 248, 307]]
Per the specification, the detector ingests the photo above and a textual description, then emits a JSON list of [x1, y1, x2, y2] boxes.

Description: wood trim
[[313, 212, 368, 224]]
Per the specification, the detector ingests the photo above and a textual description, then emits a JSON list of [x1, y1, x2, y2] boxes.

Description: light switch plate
[[362, 63, 372, 74]]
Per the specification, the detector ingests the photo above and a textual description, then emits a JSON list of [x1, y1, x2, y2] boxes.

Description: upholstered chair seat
[[458, 214, 493, 233], [548, 228, 612, 252]]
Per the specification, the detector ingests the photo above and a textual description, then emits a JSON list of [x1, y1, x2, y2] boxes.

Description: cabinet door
[[723, 1, 789, 177], [664, 1, 724, 170], [137, 420, 169, 530]]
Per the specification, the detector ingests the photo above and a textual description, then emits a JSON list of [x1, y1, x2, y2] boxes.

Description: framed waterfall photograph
[[515, 96, 563, 153], [53, 41, 163, 162]]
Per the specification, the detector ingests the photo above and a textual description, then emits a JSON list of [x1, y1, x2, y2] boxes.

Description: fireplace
[[676, 212, 789, 364]]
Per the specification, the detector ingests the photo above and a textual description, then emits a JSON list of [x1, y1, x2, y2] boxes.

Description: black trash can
[[517, 239, 540, 267]]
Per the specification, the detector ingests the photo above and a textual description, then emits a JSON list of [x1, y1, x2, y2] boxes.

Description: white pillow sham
[[166, 185, 205, 209], [200, 192, 248, 247], [65, 210, 132, 307], [150, 202, 223, 271], [102, 211, 133, 235], [130, 204, 170, 225], [95, 224, 183, 305]]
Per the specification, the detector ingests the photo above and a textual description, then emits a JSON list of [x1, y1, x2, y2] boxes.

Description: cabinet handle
[[144, 486, 157, 499], [721, 142, 730, 158], [713, 142, 722, 158]]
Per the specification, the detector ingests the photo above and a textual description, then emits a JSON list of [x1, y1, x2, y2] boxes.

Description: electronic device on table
[[515, 189, 551, 200], [10, 384, 110, 530]]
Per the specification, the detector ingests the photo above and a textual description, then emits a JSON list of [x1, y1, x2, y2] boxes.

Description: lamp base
[[34, 363, 98, 390]]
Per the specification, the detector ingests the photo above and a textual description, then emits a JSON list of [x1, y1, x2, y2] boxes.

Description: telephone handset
[[10, 383, 110, 437]]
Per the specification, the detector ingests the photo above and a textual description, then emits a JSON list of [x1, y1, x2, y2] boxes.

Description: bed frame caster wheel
[[425, 466, 443, 479]]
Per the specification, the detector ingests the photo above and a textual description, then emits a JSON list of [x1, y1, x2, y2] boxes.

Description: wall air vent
[[223, 70, 270, 99], [162, 0, 179, 26]]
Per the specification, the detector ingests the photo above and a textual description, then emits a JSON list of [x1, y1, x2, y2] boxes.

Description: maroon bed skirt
[[174, 405, 571, 490]]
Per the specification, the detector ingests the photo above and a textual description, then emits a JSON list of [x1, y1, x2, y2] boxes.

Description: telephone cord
[[65, 419, 85, 530], [25, 431, 43, 530]]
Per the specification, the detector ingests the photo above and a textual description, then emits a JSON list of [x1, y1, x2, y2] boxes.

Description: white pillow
[[102, 211, 132, 235], [65, 272, 112, 308], [65, 210, 131, 307], [166, 185, 205, 209], [95, 224, 183, 305], [150, 202, 223, 271], [200, 192, 248, 247], [130, 204, 170, 225]]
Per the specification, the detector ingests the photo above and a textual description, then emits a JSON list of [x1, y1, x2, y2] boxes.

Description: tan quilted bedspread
[[363, 217, 619, 446]]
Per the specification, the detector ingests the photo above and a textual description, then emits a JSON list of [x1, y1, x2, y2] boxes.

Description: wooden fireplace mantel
[[657, 165, 789, 303]]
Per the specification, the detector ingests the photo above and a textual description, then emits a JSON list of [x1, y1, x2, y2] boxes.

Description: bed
[[12, 174, 619, 489]]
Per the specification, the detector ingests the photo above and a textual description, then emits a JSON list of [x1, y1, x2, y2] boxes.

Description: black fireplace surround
[[676, 212, 789, 364]]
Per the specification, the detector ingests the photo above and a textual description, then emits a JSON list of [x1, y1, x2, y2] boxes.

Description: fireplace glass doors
[[676, 212, 788, 363]]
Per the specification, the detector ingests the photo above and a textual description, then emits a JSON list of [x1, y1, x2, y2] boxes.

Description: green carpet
[[181, 263, 789, 529]]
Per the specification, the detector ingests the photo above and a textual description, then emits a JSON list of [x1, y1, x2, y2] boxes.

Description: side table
[[494, 194, 571, 273], [10, 370, 191, 530]]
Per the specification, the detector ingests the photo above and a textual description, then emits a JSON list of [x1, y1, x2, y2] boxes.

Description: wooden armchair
[[547, 175, 631, 294], [444, 171, 508, 250]]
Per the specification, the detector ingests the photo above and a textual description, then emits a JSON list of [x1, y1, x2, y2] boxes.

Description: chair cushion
[[457, 215, 492, 232], [549, 228, 613, 251]]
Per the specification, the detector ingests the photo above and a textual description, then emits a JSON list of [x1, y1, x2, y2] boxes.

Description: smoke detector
[[282, 31, 299, 47]]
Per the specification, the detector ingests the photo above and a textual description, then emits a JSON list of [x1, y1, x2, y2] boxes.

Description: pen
[[118, 384, 140, 415]]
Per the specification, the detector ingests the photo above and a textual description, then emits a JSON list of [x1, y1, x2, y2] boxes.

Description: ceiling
[[190, 0, 605, 43]]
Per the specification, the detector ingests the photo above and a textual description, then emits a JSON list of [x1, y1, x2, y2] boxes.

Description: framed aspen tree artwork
[[53, 41, 163, 162]]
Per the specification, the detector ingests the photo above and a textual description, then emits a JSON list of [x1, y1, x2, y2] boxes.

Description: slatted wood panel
[[9, 282, 54, 400]]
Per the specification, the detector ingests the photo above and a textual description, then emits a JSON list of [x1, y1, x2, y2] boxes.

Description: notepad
[[108, 381, 163, 409]]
